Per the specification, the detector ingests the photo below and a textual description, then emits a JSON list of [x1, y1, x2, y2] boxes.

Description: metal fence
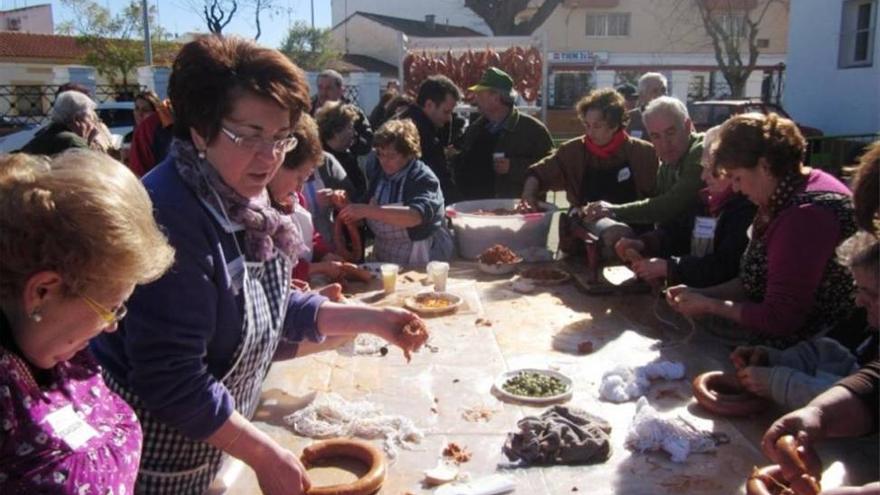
[[807, 133, 879, 178], [0, 84, 145, 126]]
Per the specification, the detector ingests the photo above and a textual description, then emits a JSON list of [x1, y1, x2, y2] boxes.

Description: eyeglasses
[[81, 294, 128, 325], [220, 126, 299, 155]]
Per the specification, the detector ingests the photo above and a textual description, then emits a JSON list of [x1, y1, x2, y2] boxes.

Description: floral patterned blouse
[[0, 315, 142, 494]]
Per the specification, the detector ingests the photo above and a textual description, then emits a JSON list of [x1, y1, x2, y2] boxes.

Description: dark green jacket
[[454, 108, 554, 199], [609, 133, 704, 225], [19, 123, 88, 156]]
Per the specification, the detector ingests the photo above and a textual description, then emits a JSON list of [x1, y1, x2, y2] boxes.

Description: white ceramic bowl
[[403, 291, 464, 315], [493, 368, 573, 405], [477, 258, 523, 275]]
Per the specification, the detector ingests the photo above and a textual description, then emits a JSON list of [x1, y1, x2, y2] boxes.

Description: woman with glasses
[[0, 151, 175, 492], [90, 36, 427, 495], [339, 118, 453, 266]]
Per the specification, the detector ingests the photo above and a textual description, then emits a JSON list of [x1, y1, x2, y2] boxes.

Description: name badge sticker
[[227, 255, 246, 295], [617, 167, 632, 182], [44, 404, 98, 450], [693, 216, 717, 239]]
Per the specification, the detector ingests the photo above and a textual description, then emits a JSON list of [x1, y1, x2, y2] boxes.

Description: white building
[[331, 0, 490, 36], [785, 0, 879, 135], [0, 3, 53, 34]]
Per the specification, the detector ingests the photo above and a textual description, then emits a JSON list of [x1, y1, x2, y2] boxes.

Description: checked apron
[[105, 230, 292, 494]]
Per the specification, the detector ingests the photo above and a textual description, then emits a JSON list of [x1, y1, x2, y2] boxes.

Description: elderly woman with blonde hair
[[339, 118, 452, 265], [0, 150, 175, 492]]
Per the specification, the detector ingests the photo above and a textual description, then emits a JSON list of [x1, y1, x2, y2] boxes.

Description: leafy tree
[[58, 0, 176, 87], [279, 22, 340, 71], [654, 0, 788, 97], [464, 0, 561, 35]]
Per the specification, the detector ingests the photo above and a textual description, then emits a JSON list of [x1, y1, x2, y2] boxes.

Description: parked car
[[688, 100, 823, 139], [0, 101, 134, 153]]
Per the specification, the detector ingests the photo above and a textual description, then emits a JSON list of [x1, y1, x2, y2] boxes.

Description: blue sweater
[[91, 158, 327, 440], [364, 154, 445, 241]]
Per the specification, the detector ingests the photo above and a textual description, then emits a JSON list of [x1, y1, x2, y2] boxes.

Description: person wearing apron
[[90, 36, 427, 495], [0, 151, 175, 494], [339, 119, 453, 267]]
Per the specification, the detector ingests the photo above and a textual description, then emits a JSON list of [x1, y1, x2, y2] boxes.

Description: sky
[[2, 0, 331, 49]]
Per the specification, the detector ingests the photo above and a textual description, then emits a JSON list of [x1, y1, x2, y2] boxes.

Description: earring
[[29, 308, 43, 323], [198, 150, 206, 159]]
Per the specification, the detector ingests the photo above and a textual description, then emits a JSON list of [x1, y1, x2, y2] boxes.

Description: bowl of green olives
[[493, 369, 573, 404]]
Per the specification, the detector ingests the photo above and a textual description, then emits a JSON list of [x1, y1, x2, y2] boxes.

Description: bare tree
[[655, 0, 788, 97], [465, 0, 561, 35], [201, 0, 238, 35]]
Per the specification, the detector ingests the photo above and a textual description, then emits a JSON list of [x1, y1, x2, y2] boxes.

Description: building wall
[[331, 0, 490, 34], [331, 16, 401, 66], [536, 0, 787, 55], [785, 0, 880, 135], [0, 5, 53, 34]]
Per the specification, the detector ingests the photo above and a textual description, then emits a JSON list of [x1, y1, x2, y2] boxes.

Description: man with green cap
[[453, 67, 553, 200]]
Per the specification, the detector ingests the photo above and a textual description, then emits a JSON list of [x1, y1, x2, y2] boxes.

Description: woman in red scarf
[[614, 126, 757, 287], [522, 88, 659, 254]]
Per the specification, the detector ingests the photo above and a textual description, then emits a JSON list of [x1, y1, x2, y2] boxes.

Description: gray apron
[[106, 218, 291, 494], [366, 171, 451, 266]]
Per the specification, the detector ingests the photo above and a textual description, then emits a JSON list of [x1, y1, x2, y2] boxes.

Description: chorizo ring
[[334, 216, 363, 263], [302, 438, 387, 495], [775, 435, 822, 494], [691, 371, 769, 417], [747, 465, 793, 495]]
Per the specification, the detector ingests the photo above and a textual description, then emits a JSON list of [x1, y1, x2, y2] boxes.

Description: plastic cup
[[427, 261, 450, 292], [380, 264, 399, 294]]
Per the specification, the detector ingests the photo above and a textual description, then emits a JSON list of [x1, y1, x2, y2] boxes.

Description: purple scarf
[[171, 139, 306, 262]]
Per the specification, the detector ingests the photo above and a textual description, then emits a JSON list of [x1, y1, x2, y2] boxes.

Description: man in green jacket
[[20, 90, 99, 156], [453, 67, 554, 200], [582, 96, 705, 253]]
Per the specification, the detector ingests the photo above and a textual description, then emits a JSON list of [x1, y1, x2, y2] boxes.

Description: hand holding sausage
[[736, 366, 773, 398], [731, 346, 769, 370], [762, 409, 825, 478]]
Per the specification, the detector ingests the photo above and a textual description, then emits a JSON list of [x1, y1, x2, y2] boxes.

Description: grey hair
[[837, 231, 880, 271], [638, 72, 667, 94], [643, 96, 690, 129], [50, 91, 96, 126], [317, 69, 344, 88], [700, 125, 723, 168]]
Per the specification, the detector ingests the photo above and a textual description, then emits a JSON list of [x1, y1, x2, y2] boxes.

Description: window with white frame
[[716, 13, 747, 38], [586, 13, 630, 37], [839, 0, 877, 68]]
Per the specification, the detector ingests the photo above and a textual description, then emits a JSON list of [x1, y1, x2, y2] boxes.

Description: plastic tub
[[446, 199, 557, 260]]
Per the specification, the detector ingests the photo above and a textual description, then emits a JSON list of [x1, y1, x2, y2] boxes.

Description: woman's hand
[[736, 366, 772, 397], [370, 308, 428, 359], [338, 203, 372, 224], [632, 258, 667, 282], [252, 445, 311, 495], [666, 286, 714, 317], [614, 237, 645, 263], [731, 346, 769, 369]]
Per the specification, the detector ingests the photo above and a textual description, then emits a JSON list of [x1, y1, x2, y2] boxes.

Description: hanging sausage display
[[402, 46, 543, 102]]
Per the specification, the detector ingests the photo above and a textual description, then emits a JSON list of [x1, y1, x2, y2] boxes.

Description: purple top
[[0, 343, 141, 493], [741, 169, 852, 334], [91, 158, 327, 440]]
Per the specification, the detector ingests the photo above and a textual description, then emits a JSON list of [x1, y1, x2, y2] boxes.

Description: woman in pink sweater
[[667, 113, 856, 346]]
